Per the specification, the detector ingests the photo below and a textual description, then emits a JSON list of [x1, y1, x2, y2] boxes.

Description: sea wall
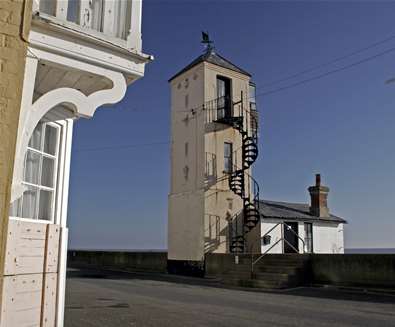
[[311, 254, 395, 289], [68, 251, 395, 289], [68, 250, 168, 273]]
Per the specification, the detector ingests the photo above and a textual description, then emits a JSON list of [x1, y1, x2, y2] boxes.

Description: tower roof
[[168, 48, 251, 82]]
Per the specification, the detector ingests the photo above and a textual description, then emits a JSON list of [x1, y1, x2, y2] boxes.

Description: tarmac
[[65, 268, 395, 327]]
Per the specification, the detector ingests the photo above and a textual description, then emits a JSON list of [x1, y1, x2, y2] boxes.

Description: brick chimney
[[308, 174, 330, 217]]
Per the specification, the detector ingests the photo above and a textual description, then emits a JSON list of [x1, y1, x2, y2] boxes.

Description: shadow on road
[[67, 267, 395, 305]]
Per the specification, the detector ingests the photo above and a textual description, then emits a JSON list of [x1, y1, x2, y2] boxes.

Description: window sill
[[10, 216, 54, 225]]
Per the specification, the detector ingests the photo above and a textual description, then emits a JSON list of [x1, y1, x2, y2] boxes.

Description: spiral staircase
[[205, 94, 261, 253]]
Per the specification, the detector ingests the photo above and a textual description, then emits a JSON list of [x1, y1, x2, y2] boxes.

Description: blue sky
[[68, 0, 395, 250]]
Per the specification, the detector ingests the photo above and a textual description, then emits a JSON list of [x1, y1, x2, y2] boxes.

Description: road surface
[[65, 268, 395, 327]]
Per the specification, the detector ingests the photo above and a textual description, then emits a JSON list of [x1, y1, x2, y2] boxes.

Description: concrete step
[[221, 277, 291, 289], [256, 257, 309, 265], [215, 255, 311, 289], [253, 272, 293, 282], [257, 265, 300, 274], [231, 254, 309, 266]]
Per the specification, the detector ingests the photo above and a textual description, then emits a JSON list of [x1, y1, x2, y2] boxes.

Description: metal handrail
[[251, 223, 306, 273], [251, 238, 299, 273]]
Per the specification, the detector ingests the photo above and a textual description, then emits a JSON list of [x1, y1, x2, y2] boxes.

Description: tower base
[[167, 260, 205, 277]]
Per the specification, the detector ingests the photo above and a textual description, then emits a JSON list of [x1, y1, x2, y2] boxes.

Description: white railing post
[[102, 0, 116, 36], [56, 0, 69, 21], [127, 0, 142, 51], [79, 0, 93, 28]]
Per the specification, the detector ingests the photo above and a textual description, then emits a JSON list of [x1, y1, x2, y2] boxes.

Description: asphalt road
[[65, 268, 395, 327]]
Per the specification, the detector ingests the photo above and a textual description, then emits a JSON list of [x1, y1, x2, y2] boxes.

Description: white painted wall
[[5, 1, 150, 324], [168, 191, 205, 261], [261, 220, 283, 254], [313, 222, 344, 254], [260, 220, 345, 254]]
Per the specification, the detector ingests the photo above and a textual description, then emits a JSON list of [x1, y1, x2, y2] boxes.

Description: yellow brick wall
[[0, 0, 32, 308]]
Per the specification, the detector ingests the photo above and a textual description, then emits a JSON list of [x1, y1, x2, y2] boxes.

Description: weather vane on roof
[[201, 31, 214, 52]]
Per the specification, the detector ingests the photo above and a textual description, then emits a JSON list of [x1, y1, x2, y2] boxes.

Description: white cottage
[[259, 174, 346, 255], [2, 1, 151, 326]]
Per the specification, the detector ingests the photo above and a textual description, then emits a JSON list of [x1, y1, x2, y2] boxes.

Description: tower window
[[224, 142, 233, 173], [249, 82, 256, 111], [217, 76, 232, 119]]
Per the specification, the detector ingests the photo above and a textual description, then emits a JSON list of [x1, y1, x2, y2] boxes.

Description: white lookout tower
[[168, 36, 260, 273]]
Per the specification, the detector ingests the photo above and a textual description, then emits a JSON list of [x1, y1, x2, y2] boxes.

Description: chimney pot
[[316, 174, 321, 186]]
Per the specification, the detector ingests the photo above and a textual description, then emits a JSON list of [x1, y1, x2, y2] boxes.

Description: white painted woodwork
[[0, 274, 43, 327], [35, 63, 51, 86], [44, 224, 61, 273], [79, 0, 93, 29], [11, 46, 128, 203], [5, 1, 150, 326], [128, 0, 142, 51], [55, 0, 68, 21], [55, 119, 73, 327], [37, 0, 143, 50], [41, 273, 58, 327], [91, 0, 104, 33], [56, 228, 69, 327], [4, 220, 47, 275], [102, 0, 116, 37], [4, 220, 60, 275]]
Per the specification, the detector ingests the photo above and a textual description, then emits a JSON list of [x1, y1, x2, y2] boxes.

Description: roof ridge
[[169, 50, 251, 82]]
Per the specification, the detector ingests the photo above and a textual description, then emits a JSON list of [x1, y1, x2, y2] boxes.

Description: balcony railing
[[35, 0, 142, 51]]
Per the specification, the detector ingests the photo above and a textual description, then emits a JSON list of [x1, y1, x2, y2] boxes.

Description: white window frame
[[11, 121, 62, 223]]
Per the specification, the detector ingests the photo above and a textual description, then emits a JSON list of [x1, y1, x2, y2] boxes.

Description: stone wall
[[0, 0, 31, 316], [311, 254, 395, 289], [68, 250, 168, 273], [206, 253, 395, 289], [68, 251, 395, 290]]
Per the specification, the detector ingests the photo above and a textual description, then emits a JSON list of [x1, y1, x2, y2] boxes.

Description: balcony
[[34, 0, 142, 52]]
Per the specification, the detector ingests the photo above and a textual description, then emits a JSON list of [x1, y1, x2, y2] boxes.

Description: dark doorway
[[304, 222, 313, 253], [217, 76, 232, 119], [284, 222, 299, 253]]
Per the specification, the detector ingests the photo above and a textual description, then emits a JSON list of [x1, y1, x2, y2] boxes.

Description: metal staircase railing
[[251, 223, 307, 273], [204, 91, 260, 254]]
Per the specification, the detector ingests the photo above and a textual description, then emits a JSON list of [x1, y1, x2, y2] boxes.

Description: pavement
[[65, 268, 395, 327]]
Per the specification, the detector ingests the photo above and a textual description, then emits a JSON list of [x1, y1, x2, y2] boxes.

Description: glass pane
[[67, 0, 80, 24], [224, 143, 232, 157], [21, 186, 38, 219], [44, 125, 58, 155], [28, 123, 43, 150], [39, 190, 53, 221], [24, 150, 41, 185], [39, 0, 57, 16], [41, 156, 55, 188], [224, 160, 231, 173], [249, 84, 256, 103], [217, 78, 225, 98]]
